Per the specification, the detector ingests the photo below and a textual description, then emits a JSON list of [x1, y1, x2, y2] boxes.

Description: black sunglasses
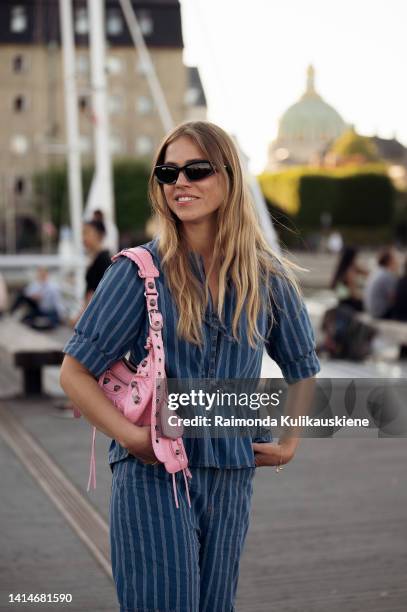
[[154, 160, 227, 185]]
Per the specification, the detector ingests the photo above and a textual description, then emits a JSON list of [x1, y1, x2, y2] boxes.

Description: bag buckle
[[148, 310, 163, 330]]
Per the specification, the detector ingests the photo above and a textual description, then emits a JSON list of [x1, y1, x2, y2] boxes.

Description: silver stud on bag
[[94, 249, 189, 510]]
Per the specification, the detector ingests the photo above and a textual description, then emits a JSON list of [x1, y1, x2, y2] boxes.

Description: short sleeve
[[63, 257, 145, 378], [265, 274, 320, 384]]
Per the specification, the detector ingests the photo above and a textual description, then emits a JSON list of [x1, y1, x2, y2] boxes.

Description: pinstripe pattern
[[63, 241, 319, 610], [110, 456, 255, 612], [63, 237, 320, 469]]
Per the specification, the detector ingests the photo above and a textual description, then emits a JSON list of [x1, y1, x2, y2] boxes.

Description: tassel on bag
[[82, 247, 192, 509]]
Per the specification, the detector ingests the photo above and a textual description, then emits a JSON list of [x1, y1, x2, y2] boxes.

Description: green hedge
[[259, 165, 395, 228], [297, 172, 395, 227], [33, 159, 151, 236]]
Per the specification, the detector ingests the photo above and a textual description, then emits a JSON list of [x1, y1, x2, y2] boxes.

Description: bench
[[356, 313, 407, 346], [0, 317, 64, 396]]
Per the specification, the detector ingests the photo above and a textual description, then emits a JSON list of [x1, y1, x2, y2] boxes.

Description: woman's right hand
[[123, 425, 158, 465]]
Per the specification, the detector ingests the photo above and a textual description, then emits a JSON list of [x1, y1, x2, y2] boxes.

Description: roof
[[278, 65, 345, 141], [372, 136, 407, 162], [0, 0, 183, 48]]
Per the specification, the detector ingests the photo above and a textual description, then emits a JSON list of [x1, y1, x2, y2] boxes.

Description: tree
[[33, 159, 152, 240]]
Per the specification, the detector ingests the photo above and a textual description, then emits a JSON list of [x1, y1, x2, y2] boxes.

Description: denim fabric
[[110, 456, 255, 612], [63, 237, 320, 468]]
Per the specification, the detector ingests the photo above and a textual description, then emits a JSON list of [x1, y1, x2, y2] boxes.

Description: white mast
[[86, 0, 115, 227], [119, 0, 174, 132], [58, 0, 84, 300]]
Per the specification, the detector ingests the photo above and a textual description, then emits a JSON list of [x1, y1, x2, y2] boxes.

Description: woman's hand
[[122, 425, 158, 465], [252, 437, 299, 468]]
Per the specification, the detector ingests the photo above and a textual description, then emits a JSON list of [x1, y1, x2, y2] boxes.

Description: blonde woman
[[60, 121, 320, 612]]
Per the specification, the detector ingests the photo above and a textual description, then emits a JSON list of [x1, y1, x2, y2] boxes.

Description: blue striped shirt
[[63, 238, 320, 468]]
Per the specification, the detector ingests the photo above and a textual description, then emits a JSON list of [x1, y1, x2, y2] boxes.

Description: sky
[[179, 0, 407, 173]]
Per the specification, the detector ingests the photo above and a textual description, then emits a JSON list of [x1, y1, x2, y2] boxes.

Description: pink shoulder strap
[[112, 246, 159, 278], [86, 245, 192, 508], [113, 247, 163, 332]]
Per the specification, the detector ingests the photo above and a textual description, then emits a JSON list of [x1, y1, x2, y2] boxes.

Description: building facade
[[0, 0, 206, 249]]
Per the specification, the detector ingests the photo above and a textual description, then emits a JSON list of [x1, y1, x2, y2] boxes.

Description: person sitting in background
[[330, 246, 368, 312], [10, 267, 64, 330], [363, 247, 399, 319]]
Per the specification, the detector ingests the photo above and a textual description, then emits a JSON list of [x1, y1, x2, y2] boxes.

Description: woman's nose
[[174, 169, 189, 186]]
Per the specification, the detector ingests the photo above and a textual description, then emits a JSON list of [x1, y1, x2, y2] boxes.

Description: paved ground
[[1, 396, 406, 612], [0, 430, 116, 612], [1, 319, 407, 611]]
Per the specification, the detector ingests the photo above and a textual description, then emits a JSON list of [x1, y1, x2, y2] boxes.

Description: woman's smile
[[174, 193, 200, 205], [162, 135, 225, 222]]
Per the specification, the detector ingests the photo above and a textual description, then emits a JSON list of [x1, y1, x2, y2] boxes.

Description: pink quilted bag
[[86, 247, 192, 509]]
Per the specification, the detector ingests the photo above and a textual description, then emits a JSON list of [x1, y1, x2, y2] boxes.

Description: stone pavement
[[1, 395, 406, 612], [0, 324, 407, 611]]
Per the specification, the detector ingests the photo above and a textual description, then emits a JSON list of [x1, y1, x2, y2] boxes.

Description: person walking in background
[[10, 267, 64, 330], [59, 220, 112, 416], [363, 247, 400, 319], [330, 246, 368, 312], [69, 219, 111, 327], [92, 208, 119, 254]]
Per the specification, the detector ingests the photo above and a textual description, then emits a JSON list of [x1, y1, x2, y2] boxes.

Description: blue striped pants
[[109, 456, 256, 612]]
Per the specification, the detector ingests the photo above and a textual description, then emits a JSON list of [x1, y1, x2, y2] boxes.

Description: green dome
[[278, 66, 345, 142]]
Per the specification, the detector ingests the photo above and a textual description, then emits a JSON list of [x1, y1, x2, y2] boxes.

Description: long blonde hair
[[148, 120, 301, 348]]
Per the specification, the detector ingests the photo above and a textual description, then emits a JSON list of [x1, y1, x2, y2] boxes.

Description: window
[[110, 135, 124, 155], [13, 95, 27, 112], [12, 54, 26, 73], [137, 96, 153, 115], [75, 8, 88, 35], [135, 135, 153, 156], [185, 88, 200, 106], [10, 135, 29, 155], [14, 177, 26, 195], [76, 54, 89, 75], [137, 10, 153, 36], [106, 55, 123, 75], [108, 94, 124, 114], [10, 6, 27, 33], [135, 56, 149, 76], [106, 9, 123, 36]]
